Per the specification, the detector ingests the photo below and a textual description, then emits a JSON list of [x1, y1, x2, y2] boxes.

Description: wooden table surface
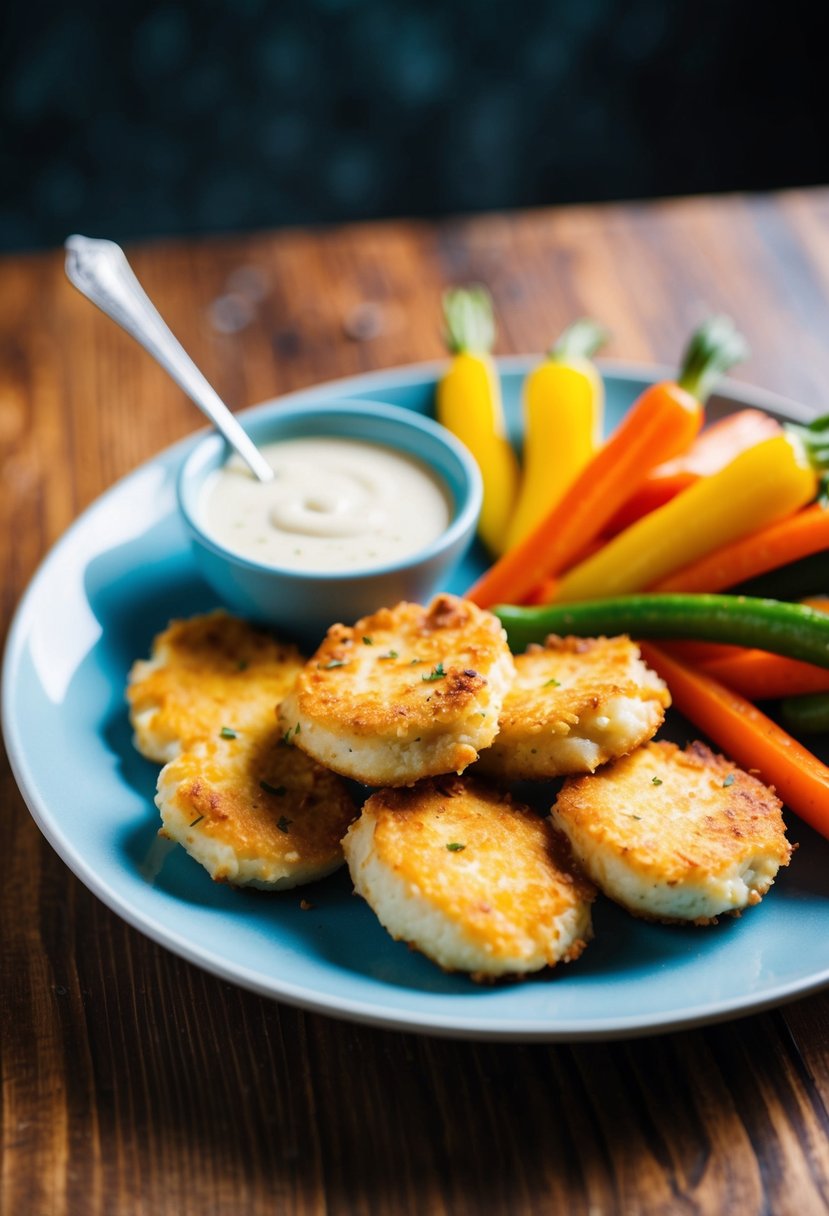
[[3, 190, 829, 1215]]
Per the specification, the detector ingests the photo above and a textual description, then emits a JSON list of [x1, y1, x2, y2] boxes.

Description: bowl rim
[[176, 397, 483, 583]]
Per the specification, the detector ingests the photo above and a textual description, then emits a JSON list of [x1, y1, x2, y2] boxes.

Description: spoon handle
[[64, 235, 274, 483]]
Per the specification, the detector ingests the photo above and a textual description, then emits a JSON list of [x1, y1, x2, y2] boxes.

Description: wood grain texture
[[3, 191, 829, 1216]]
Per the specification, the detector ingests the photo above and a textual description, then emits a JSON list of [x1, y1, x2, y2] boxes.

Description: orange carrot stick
[[660, 640, 747, 664], [466, 381, 703, 606], [639, 642, 829, 838], [698, 649, 829, 699], [467, 317, 747, 608], [653, 503, 829, 593], [604, 472, 697, 535]]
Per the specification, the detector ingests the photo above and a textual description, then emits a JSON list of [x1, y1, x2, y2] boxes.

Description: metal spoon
[[64, 235, 274, 483]]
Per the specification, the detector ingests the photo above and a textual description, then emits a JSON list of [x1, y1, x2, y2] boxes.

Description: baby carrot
[[467, 316, 747, 608], [505, 318, 607, 549], [436, 286, 519, 556], [654, 503, 829, 593], [639, 643, 829, 839]]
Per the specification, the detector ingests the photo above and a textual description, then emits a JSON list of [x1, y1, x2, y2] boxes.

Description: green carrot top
[[677, 315, 749, 403], [442, 285, 496, 355]]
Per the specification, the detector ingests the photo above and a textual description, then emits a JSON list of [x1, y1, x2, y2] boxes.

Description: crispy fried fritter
[[476, 635, 670, 780], [343, 776, 595, 980], [127, 611, 304, 762], [278, 595, 515, 786], [156, 721, 356, 888], [551, 740, 792, 923]]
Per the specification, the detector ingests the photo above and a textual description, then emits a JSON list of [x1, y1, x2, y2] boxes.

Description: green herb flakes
[[446, 842, 466, 853], [362, 636, 373, 645], [220, 726, 237, 739], [543, 678, 561, 688], [422, 662, 446, 683], [379, 650, 399, 661], [323, 659, 346, 669], [723, 773, 736, 788], [652, 776, 663, 786]]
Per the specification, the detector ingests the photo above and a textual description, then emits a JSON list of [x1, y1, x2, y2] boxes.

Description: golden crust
[[157, 721, 356, 887], [552, 740, 792, 922], [477, 635, 670, 780], [127, 611, 304, 762], [278, 595, 515, 785], [345, 777, 595, 977]]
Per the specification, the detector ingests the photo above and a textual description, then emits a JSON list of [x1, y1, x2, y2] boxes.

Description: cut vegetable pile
[[437, 285, 829, 840]]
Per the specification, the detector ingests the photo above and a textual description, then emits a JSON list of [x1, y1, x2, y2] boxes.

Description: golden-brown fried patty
[[156, 720, 357, 888], [476, 635, 670, 780], [551, 740, 792, 923], [278, 594, 515, 786], [127, 611, 304, 762], [343, 776, 595, 980]]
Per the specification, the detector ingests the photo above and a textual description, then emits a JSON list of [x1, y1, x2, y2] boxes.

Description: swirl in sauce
[[200, 436, 452, 573]]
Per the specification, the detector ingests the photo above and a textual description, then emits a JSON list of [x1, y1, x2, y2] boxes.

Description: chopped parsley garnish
[[652, 776, 663, 786], [422, 661, 446, 683], [281, 729, 294, 746], [220, 726, 238, 739], [277, 816, 292, 833], [446, 842, 466, 852], [723, 773, 736, 788], [543, 678, 561, 688], [410, 658, 423, 665], [189, 815, 204, 827], [362, 636, 373, 645], [260, 780, 286, 796], [323, 659, 346, 669], [379, 650, 399, 660]]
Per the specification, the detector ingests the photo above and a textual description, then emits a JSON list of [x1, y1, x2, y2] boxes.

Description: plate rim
[[3, 357, 827, 1041]]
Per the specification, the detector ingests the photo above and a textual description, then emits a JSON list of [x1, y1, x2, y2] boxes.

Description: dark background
[[2, 0, 826, 253]]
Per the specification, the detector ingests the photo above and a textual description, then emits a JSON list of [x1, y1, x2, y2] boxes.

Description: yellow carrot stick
[[552, 431, 820, 603], [436, 286, 519, 556], [505, 319, 607, 550]]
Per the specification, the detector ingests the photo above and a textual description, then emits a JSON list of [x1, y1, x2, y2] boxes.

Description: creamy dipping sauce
[[200, 436, 452, 572]]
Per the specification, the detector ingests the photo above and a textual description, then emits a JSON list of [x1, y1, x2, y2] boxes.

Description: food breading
[[278, 594, 515, 786], [343, 776, 595, 980], [475, 635, 670, 780], [551, 740, 792, 924], [127, 611, 304, 763], [156, 720, 357, 888]]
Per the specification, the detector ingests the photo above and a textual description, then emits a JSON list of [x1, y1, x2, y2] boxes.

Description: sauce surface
[[200, 436, 452, 572]]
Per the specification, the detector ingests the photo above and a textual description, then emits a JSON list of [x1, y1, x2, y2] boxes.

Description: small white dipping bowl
[[177, 398, 483, 645]]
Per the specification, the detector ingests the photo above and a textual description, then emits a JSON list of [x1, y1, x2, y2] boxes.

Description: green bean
[[494, 593, 829, 665], [781, 691, 829, 734]]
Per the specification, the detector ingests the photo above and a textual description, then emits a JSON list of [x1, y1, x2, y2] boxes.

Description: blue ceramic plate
[[4, 359, 829, 1041]]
